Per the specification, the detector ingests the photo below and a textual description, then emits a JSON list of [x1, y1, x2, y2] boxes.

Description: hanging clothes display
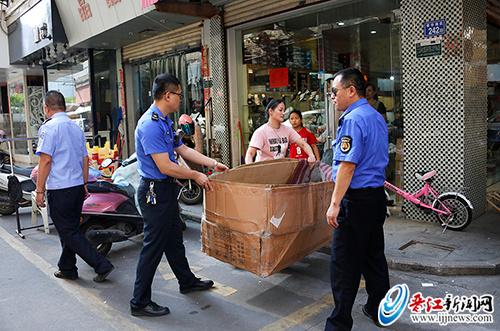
[[187, 60, 202, 102]]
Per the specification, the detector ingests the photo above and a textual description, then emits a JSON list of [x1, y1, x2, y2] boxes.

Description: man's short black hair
[[152, 73, 181, 100], [333, 68, 366, 97], [44, 90, 66, 111]]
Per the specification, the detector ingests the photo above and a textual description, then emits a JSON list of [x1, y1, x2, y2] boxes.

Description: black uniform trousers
[[47, 185, 113, 276], [325, 187, 390, 331], [130, 178, 196, 309]]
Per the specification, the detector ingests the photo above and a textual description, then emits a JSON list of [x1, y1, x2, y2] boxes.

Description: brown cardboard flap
[[212, 158, 300, 185]]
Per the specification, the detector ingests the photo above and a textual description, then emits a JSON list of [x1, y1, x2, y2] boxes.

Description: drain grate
[[399, 240, 456, 259]]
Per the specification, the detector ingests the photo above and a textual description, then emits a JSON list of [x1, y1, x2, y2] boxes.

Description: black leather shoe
[[54, 270, 78, 280], [131, 302, 170, 317], [362, 304, 385, 328], [180, 278, 214, 294], [93, 266, 114, 283]]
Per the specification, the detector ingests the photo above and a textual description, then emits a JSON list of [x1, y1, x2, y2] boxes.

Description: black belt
[[141, 177, 176, 184], [345, 186, 384, 198]]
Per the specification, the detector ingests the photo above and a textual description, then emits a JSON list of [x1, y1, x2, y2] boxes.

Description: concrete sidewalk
[[182, 203, 500, 276], [384, 208, 500, 275]]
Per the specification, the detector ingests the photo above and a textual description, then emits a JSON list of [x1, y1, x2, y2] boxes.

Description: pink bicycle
[[384, 170, 473, 231]]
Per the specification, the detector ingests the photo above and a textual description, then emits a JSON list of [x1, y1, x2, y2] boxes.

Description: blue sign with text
[[424, 20, 446, 38]]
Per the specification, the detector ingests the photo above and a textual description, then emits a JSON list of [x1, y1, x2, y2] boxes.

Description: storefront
[[227, 0, 402, 183], [45, 49, 120, 148], [122, 22, 205, 154], [219, 0, 494, 218], [6, 0, 67, 164]]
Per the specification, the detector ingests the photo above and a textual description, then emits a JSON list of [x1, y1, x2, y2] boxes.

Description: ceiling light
[[31, 62, 36, 68], [100, 76, 105, 80], [370, 30, 377, 34], [337, 22, 345, 26], [390, 76, 395, 80]]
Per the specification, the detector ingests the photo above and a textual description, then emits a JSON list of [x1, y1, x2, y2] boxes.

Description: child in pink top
[[245, 99, 316, 164]]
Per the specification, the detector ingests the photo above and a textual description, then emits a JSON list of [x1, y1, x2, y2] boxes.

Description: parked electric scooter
[[0, 131, 35, 216], [177, 114, 204, 205], [81, 155, 143, 256], [81, 154, 189, 256]]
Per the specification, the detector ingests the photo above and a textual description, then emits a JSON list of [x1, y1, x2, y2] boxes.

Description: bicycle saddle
[[415, 170, 436, 181]]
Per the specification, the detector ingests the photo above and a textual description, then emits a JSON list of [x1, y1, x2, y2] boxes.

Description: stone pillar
[[401, 0, 487, 220]]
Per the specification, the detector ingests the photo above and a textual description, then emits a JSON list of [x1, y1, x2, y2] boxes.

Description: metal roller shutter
[[122, 22, 203, 63], [223, 0, 327, 27]]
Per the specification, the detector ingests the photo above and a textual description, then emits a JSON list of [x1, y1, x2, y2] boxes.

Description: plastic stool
[[31, 191, 50, 234]]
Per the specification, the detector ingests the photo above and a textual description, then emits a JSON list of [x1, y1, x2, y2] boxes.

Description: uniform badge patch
[[340, 136, 352, 153], [151, 112, 159, 121]]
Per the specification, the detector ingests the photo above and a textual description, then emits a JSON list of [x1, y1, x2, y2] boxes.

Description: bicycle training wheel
[[434, 195, 472, 231]]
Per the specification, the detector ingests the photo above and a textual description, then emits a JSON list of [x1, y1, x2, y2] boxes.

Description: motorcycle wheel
[[80, 222, 113, 256], [0, 203, 16, 216], [180, 182, 203, 205]]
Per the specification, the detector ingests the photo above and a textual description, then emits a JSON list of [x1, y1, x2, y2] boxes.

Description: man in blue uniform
[[325, 68, 390, 330], [35, 91, 114, 282], [130, 73, 229, 317]]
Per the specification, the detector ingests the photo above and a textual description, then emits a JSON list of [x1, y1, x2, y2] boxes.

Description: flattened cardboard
[[202, 159, 333, 277]]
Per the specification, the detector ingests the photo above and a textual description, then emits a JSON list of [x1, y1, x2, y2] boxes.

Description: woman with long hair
[[245, 99, 316, 164]]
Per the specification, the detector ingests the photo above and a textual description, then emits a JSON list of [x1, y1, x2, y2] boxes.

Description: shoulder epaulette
[[151, 112, 159, 121], [42, 118, 52, 125]]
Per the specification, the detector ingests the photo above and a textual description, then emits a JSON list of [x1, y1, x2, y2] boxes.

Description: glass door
[[7, 75, 31, 163]]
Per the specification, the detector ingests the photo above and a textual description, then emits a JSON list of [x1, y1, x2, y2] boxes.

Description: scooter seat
[[415, 170, 436, 182], [0, 164, 34, 178], [87, 181, 134, 198]]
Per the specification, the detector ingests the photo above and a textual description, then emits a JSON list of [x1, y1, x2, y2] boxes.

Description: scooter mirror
[[101, 158, 113, 168]]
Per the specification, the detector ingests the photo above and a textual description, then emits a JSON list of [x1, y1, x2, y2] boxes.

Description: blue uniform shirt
[[332, 98, 388, 189], [135, 104, 182, 179], [36, 112, 87, 190]]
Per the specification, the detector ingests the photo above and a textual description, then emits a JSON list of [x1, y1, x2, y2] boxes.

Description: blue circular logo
[[378, 284, 410, 326]]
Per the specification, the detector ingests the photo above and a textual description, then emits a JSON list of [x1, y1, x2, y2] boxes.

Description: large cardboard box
[[202, 159, 333, 277]]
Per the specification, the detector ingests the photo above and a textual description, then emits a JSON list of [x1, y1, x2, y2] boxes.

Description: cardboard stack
[[202, 159, 333, 277]]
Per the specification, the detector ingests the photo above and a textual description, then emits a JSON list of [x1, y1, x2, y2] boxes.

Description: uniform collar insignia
[[42, 118, 52, 125]]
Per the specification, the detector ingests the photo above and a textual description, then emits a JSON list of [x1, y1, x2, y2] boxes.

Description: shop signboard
[[424, 19, 446, 38], [55, 0, 155, 47], [416, 38, 442, 58]]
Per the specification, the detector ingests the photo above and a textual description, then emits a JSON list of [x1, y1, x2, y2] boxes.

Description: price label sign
[[424, 19, 446, 38]]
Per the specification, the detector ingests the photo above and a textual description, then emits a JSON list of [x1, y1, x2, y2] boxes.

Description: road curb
[[385, 256, 500, 276]]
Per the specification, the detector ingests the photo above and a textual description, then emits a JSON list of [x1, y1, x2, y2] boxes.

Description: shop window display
[[240, 2, 402, 187], [133, 51, 205, 154], [47, 54, 93, 138]]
